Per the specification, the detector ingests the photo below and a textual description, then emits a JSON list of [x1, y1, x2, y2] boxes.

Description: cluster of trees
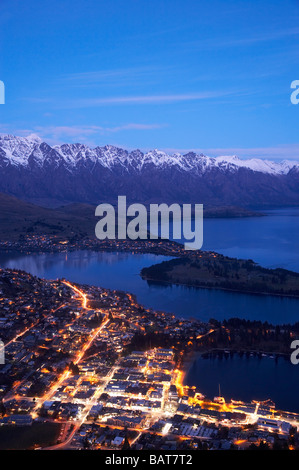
[[141, 255, 299, 296], [198, 318, 296, 354], [69, 361, 80, 375]]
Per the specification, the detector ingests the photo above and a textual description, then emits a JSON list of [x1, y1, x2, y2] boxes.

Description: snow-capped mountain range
[[0, 133, 298, 175], [0, 133, 299, 207]]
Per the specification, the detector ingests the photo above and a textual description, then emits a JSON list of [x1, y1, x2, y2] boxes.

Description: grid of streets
[[0, 269, 298, 450]]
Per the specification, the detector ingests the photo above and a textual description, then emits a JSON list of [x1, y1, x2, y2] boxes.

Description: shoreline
[[180, 348, 291, 388], [142, 276, 299, 300], [180, 350, 203, 386]]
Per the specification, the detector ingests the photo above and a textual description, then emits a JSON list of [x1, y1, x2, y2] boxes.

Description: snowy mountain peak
[[1, 134, 299, 208], [26, 133, 43, 144], [0, 134, 298, 176]]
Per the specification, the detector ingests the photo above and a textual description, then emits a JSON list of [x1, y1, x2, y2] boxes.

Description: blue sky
[[0, 0, 299, 159]]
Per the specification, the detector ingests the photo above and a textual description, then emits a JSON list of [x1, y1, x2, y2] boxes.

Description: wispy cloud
[[10, 123, 165, 145], [217, 27, 299, 47], [162, 144, 299, 161], [58, 90, 237, 108], [106, 123, 166, 132], [2, 124, 299, 161], [59, 65, 175, 89], [21, 97, 52, 103], [184, 27, 299, 51]]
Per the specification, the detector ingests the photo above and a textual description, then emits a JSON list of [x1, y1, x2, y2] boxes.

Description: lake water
[[0, 208, 299, 324], [1, 208, 299, 411], [172, 208, 299, 272], [184, 352, 299, 413], [0, 249, 299, 324]]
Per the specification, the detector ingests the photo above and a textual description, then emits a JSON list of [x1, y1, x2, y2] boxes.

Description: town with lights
[[0, 267, 298, 451]]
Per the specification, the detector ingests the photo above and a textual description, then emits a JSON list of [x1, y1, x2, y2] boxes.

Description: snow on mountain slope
[[214, 155, 298, 175], [0, 133, 298, 175]]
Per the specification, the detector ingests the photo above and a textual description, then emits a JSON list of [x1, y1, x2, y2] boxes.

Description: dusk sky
[[1, 0, 299, 159]]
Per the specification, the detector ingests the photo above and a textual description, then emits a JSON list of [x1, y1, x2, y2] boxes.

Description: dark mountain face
[[0, 134, 298, 208]]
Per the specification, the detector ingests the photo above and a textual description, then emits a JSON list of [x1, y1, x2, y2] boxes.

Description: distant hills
[[0, 192, 96, 241], [0, 134, 299, 208], [0, 192, 262, 242]]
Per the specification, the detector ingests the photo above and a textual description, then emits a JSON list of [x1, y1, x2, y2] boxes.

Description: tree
[[69, 361, 80, 375]]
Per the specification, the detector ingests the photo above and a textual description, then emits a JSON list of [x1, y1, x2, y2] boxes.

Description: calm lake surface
[[203, 208, 299, 272], [184, 353, 299, 413], [1, 208, 298, 410], [0, 249, 299, 324], [0, 209, 299, 324], [171, 207, 299, 272]]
